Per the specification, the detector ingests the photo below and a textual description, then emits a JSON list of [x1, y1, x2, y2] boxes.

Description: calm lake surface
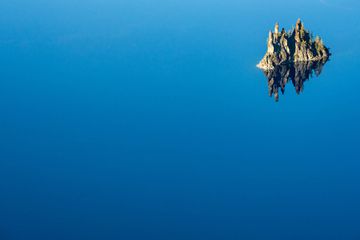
[[1, 0, 360, 239]]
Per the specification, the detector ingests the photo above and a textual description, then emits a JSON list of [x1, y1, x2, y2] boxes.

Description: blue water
[[1, 0, 360, 239]]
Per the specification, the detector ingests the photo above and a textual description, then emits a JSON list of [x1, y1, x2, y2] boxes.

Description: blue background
[[1, 0, 360, 239]]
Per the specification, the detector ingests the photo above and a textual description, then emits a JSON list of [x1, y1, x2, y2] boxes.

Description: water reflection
[[260, 59, 329, 101]]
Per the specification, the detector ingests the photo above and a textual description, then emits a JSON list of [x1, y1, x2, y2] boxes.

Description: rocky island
[[257, 19, 330, 70]]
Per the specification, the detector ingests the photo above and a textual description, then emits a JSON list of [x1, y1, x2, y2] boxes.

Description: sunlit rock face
[[257, 19, 330, 70], [260, 59, 328, 101]]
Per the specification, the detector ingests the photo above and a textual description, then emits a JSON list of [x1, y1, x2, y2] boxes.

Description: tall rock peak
[[274, 22, 279, 34]]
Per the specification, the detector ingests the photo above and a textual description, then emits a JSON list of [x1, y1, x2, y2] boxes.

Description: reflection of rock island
[[262, 59, 328, 101]]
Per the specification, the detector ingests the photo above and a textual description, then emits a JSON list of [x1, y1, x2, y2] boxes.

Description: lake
[[0, 0, 360, 239]]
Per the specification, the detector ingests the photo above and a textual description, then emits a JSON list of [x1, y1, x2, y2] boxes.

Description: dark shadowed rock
[[257, 19, 330, 70]]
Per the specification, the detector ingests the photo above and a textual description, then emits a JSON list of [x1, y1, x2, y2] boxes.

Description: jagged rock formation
[[261, 58, 328, 101], [257, 19, 330, 70]]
